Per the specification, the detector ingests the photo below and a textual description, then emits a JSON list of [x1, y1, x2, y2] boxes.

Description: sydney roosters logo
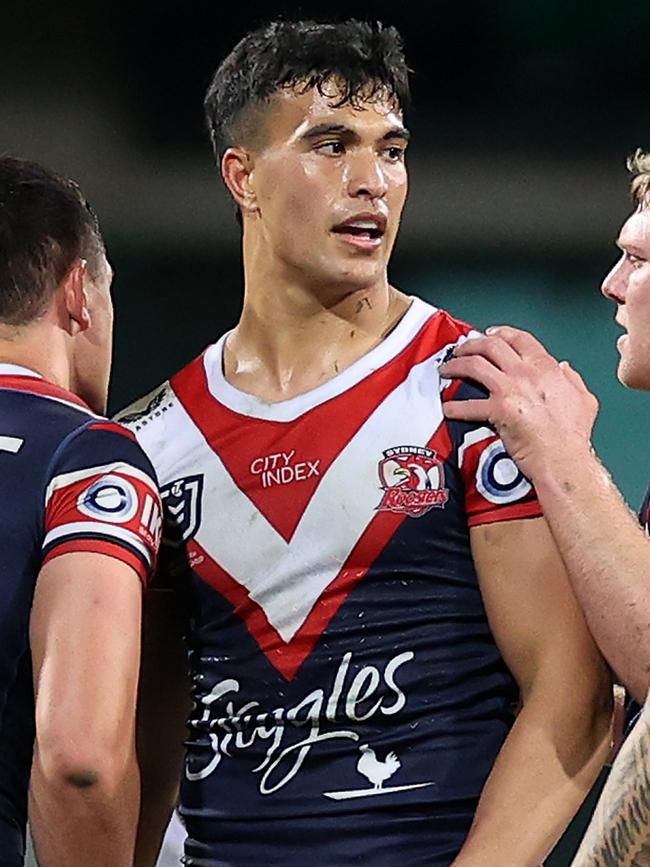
[[377, 446, 449, 518]]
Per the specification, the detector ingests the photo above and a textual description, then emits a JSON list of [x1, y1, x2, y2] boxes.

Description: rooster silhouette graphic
[[356, 744, 401, 790]]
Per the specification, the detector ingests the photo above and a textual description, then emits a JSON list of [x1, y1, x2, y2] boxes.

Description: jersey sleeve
[[41, 420, 163, 585], [445, 379, 543, 527]]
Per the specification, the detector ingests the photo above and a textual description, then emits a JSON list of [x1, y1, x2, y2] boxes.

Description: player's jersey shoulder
[[404, 302, 481, 375], [399, 299, 479, 351], [116, 380, 176, 428], [427, 305, 479, 341], [116, 379, 178, 450], [42, 416, 163, 584]]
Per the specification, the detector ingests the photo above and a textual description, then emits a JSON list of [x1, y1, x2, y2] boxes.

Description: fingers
[[483, 325, 551, 361], [559, 360, 587, 391], [443, 398, 492, 423], [441, 355, 505, 393], [560, 361, 600, 411], [451, 334, 522, 370]]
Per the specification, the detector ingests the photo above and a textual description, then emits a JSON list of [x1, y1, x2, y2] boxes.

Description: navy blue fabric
[[0, 385, 156, 863]]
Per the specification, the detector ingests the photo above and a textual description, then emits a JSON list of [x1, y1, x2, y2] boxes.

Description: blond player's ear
[[221, 148, 258, 216]]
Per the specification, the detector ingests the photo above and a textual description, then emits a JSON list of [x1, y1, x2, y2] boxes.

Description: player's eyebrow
[[299, 123, 411, 143], [616, 239, 646, 256], [380, 126, 411, 142]]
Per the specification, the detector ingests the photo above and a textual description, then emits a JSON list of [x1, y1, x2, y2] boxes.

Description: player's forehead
[[97, 251, 113, 282], [617, 207, 650, 252], [264, 83, 406, 147], [90, 251, 113, 295]]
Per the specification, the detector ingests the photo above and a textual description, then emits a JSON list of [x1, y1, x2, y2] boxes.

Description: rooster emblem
[[356, 744, 401, 790], [377, 446, 449, 518]]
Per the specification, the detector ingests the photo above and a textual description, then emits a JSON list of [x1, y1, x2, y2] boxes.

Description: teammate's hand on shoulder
[[441, 325, 599, 482]]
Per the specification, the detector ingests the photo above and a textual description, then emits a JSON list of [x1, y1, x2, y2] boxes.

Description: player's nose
[[601, 256, 627, 304], [346, 152, 388, 201]]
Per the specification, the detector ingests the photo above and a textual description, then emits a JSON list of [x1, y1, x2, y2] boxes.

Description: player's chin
[[322, 262, 382, 294], [342, 254, 385, 279], [617, 357, 650, 392]]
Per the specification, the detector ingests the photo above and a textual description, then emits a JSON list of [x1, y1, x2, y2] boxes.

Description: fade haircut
[[204, 19, 411, 160], [0, 157, 105, 326], [628, 149, 650, 209]]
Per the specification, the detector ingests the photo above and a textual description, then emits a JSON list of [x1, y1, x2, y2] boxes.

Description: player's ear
[[61, 258, 91, 335], [221, 147, 258, 216]]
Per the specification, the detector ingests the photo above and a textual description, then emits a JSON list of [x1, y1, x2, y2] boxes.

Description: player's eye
[[383, 145, 406, 162], [628, 254, 645, 268], [316, 141, 345, 156]]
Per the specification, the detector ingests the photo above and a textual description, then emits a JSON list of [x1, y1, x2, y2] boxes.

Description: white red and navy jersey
[[119, 297, 542, 867], [0, 365, 161, 866]]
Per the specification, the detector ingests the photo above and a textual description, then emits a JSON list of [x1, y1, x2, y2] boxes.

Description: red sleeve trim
[[42, 538, 150, 586], [467, 500, 543, 527], [87, 421, 137, 441]]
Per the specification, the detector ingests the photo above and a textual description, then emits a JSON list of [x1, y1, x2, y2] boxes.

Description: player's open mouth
[[331, 214, 386, 250], [614, 316, 629, 352]]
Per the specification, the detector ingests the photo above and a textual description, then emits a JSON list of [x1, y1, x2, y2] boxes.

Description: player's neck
[[0, 325, 73, 394], [225, 275, 411, 403]]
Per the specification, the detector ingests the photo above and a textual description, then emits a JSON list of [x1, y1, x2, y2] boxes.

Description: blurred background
[[4, 1, 649, 863], [3, 0, 650, 503]]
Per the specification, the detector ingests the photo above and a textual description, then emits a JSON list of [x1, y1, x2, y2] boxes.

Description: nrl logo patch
[[160, 474, 204, 547], [377, 446, 448, 518]]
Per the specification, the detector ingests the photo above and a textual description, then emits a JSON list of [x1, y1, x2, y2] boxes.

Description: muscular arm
[[135, 588, 191, 867], [572, 699, 650, 866], [29, 552, 142, 867], [452, 517, 613, 866], [443, 328, 650, 702]]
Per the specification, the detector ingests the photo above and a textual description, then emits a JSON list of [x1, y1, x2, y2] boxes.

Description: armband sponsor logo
[[139, 493, 163, 548], [160, 474, 204, 547], [376, 446, 448, 518], [77, 475, 138, 523], [475, 440, 531, 504], [185, 649, 416, 796]]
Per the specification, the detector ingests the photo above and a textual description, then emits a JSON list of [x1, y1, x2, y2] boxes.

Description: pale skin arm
[[134, 588, 191, 867], [442, 327, 650, 703], [29, 551, 142, 867], [452, 517, 613, 866], [572, 695, 650, 866]]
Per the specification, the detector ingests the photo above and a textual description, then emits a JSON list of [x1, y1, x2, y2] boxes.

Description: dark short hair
[[204, 19, 411, 160], [0, 157, 105, 326]]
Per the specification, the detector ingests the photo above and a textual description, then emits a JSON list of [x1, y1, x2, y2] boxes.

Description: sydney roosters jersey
[[0, 365, 161, 867], [119, 298, 542, 867]]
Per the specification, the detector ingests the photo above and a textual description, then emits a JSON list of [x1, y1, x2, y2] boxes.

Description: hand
[[441, 326, 598, 482]]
